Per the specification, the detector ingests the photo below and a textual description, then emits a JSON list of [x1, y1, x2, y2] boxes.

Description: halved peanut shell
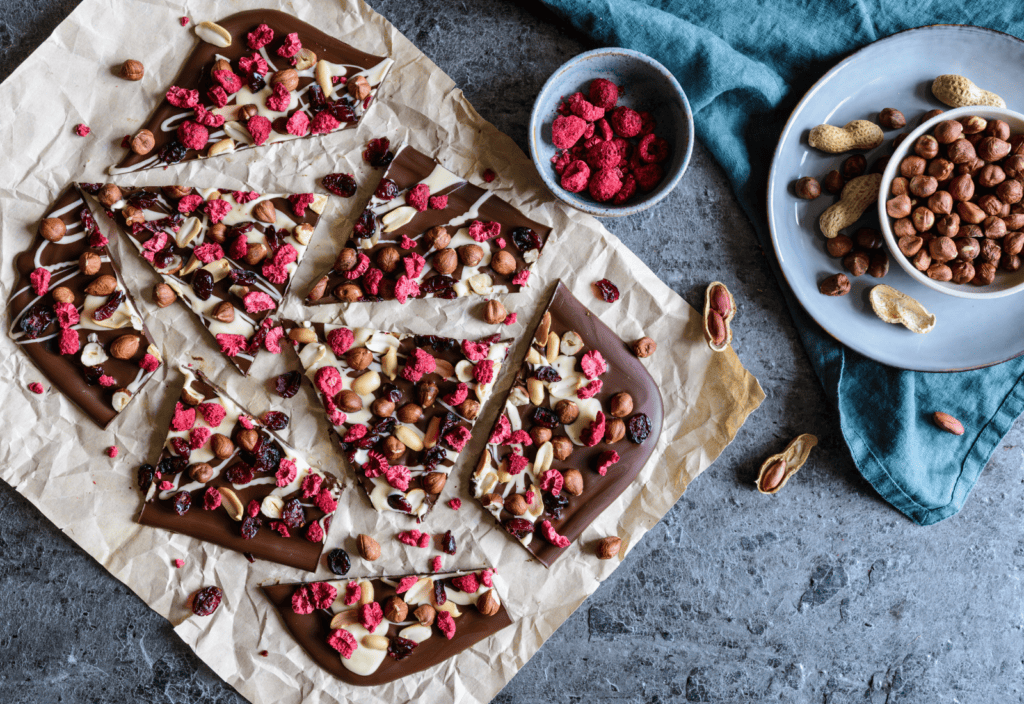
[[703, 281, 735, 352], [868, 285, 936, 334], [756, 433, 818, 494]]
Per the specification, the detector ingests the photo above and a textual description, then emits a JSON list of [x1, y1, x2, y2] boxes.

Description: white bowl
[[878, 105, 1024, 299]]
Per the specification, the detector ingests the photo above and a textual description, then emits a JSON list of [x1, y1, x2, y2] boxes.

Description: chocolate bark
[[262, 569, 512, 685], [471, 282, 663, 566], [83, 184, 325, 375], [284, 321, 511, 519], [306, 144, 551, 304], [137, 365, 342, 572], [8, 185, 162, 428], [111, 10, 393, 174]]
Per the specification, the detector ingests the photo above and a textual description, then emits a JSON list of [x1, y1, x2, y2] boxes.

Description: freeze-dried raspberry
[[309, 581, 337, 610], [203, 486, 222, 510], [276, 458, 297, 487], [407, 184, 429, 211], [540, 469, 563, 496], [204, 199, 233, 223], [285, 110, 309, 136], [193, 243, 223, 263], [451, 573, 479, 593], [481, 569, 494, 587], [428, 195, 447, 210], [638, 111, 657, 135], [176, 120, 209, 151], [179, 16, 188, 26], [247, 23, 274, 50], [193, 104, 224, 128], [166, 86, 199, 108], [98, 375, 116, 387], [30, 268, 50, 296], [246, 500, 260, 518], [59, 329, 79, 355], [385, 464, 411, 491], [582, 411, 606, 447], [158, 481, 173, 492], [243, 291, 276, 313], [586, 141, 620, 171], [432, 555, 443, 572], [216, 334, 247, 357], [178, 194, 203, 213], [396, 576, 419, 594], [207, 86, 228, 108], [489, 415, 511, 444], [444, 426, 471, 451], [54, 302, 78, 329], [394, 275, 419, 304], [402, 347, 436, 382], [403, 252, 426, 279], [467, 220, 501, 242], [343, 425, 367, 443], [397, 529, 426, 547], [264, 325, 284, 354], [174, 558, 184, 568], [568, 91, 605, 121], [461, 339, 490, 361], [301, 473, 323, 499], [506, 452, 528, 475], [638, 133, 669, 163], [276, 32, 301, 58], [596, 117, 614, 142], [560, 160, 590, 192], [306, 521, 324, 543], [288, 193, 315, 216], [343, 252, 370, 280], [262, 262, 288, 284], [270, 521, 290, 537], [448, 498, 462, 511], [551, 150, 572, 175], [596, 449, 620, 476], [311, 111, 340, 134], [503, 312, 517, 325], [360, 601, 384, 631], [170, 402, 196, 431], [327, 629, 358, 659], [238, 53, 269, 75], [507, 429, 532, 446], [399, 235, 416, 250], [229, 235, 248, 260], [142, 232, 169, 255], [437, 611, 456, 640], [139, 353, 161, 373], [361, 450, 387, 478], [239, 415, 255, 430], [315, 488, 337, 514], [473, 359, 495, 384], [444, 383, 469, 406], [633, 162, 664, 192], [291, 585, 315, 614], [326, 327, 354, 356], [211, 69, 242, 95], [612, 173, 637, 205], [610, 106, 642, 138], [589, 78, 618, 110], [314, 366, 343, 395], [189, 427, 211, 449], [580, 350, 607, 379], [363, 268, 383, 295], [589, 167, 623, 202], [344, 581, 361, 605], [106, 445, 119, 458], [578, 379, 602, 399], [552, 114, 588, 149], [539, 520, 570, 548], [28, 382, 44, 394], [247, 115, 272, 146], [233, 191, 260, 204], [266, 82, 291, 112]]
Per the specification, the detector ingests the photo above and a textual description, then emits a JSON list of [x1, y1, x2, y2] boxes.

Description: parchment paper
[[0, 1, 766, 702]]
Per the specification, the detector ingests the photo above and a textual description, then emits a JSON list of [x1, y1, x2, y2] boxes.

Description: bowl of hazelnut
[[878, 105, 1024, 299]]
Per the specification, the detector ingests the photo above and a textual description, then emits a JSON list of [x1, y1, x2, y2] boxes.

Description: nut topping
[[119, 59, 144, 81], [212, 301, 234, 323], [154, 283, 176, 308], [84, 275, 117, 296], [476, 589, 500, 616], [596, 536, 622, 560], [270, 68, 299, 92], [130, 129, 155, 156], [79, 251, 102, 276], [484, 299, 507, 325], [39, 218, 66, 242], [252, 200, 277, 224], [189, 462, 214, 484], [210, 434, 234, 459], [357, 534, 381, 561], [109, 334, 139, 360]]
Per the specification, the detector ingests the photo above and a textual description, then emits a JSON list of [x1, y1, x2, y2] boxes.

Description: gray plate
[[767, 25, 1024, 372]]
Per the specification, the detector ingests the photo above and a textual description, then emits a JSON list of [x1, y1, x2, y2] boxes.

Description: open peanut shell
[[756, 433, 818, 494], [702, 281, 735, 352], [868, 285, 936, 334]]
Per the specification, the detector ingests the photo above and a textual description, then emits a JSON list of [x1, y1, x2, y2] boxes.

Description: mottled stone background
[[2, 1, 1023, 702]]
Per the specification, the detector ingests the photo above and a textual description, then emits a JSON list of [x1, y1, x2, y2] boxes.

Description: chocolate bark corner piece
[[471, 281, 664, 567], [262, 568, 512, 685], [305, 144, 551, 305], [7, 184, 162, 428], [82, 184, 325, 376], [110, 10, 393, 174], [283, 320, 511, 518], [137, 364, 342, 572]]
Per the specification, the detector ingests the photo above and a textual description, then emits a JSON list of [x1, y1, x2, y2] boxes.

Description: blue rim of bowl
[[766, 23, 1024, 372], [878, 104, 1024, 300], [529, 47, 695, 218]]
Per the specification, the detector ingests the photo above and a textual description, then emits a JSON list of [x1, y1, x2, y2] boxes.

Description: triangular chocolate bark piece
[[471, 282, 663, 566], [262, 569, 511, 685], [305, 144, 551, 304], [8, 185, 162, 428], [82, 183, 326, 375], [110, 10, 393, 174], [283, 321, 511, 518], [137, 364, 343, 572]]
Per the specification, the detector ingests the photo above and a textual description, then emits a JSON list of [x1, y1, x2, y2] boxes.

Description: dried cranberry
[[191, 269, 214, 301], [329, 101, 355, 123], [264, 225, 282, 253], [422, 445, 447, 472], [173, 491, 192, 515], [229, 269, 258, 286], [306, 84, 326, 112], [419, 274, 457, 299], [227, 222, 254, 238], [191, 586, 222, 616], [441, 530, 456, 555], [543, 491, 569, 520], [137, 464, 155, 492], [281, 498, 305, 528], [504, 518, 535, 540], [532, 366, 561, 382], [352, 208, 376, 239], [251, 442, 281, 473], [153, 248, 175, 269], [374, 178, 399, 201], [78, 182, 102, 195], [92, 290, 125, 321], [126, 191, 158, 209], [322, 173, 357, 197], [387, 636, 417, 660], [170, 437, 191, 459], [240, 515, 262, 539], [595, 278, 620, 303], [363, 137, 394, 168], [626, 413, 652, 444], [19, 303, 55, 339], [157, 455, 187, 476], [530, 406, 559, 429], [247, 323, 268, 355], [79, 207, 101, 243], [433, 579, 447, 606], [512, 227, 542, 252], [274, 371, 302, 399], [387, 494, 413, 514], [247, 71, 266, 94], [159, 140, 188, 164], [226, 463, 254, 485], [379, 383, 403, 404], [83, 365, 105, 386], [413, 334, 457, 352], [261, 411, 289, 430], [437, 411, 460, 440], [326, 548, 351, 576]]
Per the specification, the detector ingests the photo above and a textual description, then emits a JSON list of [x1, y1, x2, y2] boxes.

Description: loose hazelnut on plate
[[818, 273, 850, 296], [794, 176, 820, 200], [357, 534, 381, 561], [39, 218, 66, 242], [841, 154, 866, 179], [130, 129, 155, 155], [119, 59, 144, 81], [491, 250, 516, 276], [878, 107, 906, 129], [483, 299, 507, 324], [154, 283, 176, 307], [823, 169, 844, 195]]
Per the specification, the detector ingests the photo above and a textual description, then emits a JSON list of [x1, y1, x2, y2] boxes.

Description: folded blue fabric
[[539, 0, 1024, 524]]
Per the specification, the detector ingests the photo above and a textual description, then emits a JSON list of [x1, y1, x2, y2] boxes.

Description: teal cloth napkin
[[539, 0, 1024, 524]]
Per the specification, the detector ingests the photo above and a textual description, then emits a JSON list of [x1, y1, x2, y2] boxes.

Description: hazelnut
[[563, 468, 584, 496], [239, 104, 258, 121], [1002, 253, 1022, 272], [819, 273, 851, 296], [154, 283, 176, 308], [51, 286, 74, 303], [433, 248, 458, 276], [908, 175, 937, 198], [424, 226, 450, 249], [212, 301, 234, 323], [886, 194, 912, 219], [979, 238, 1002, 263], [253, 200, 277, 224], [483, 299, 507, 325], [794, 176, 820, 200], [984, 216, 1007, 239], [130, 129, 155, 155], [307, 276, 329, 302], [490, 250, 516, 276], [237, 428, 259, 453], [977, 164, 1006, 188], [335, 248, 358, 272], [336, 283, 362, 302], [927, 191, 953, 216], [934, 120, 963, 144], [371, 397, 395, 417], [244, 243, 269, 265], [121, 204, 144, 225], [504, 494, 528, 515], [912, 249, 932, 271], [841, 154, 867, 179], [922, 108, 944, 122], [551, 435, 574, 460], [870, 155, 891, 174], [987, 119, 1012, 140], [604, 418, 626, 443], [935, 213, 960, 237], [973, 261, 997, 285], [110, 334, 140, 360], [79, 251, 102, 276], [596, 536, 622, 560], [946, 138, 976, 164], [960, 115, 988, 134], [897, 235, 924, 257], [822, 170, 844, 194], [530, 426, 552, 445], [978, 194, 1005, 217], [357, 534, 381, 561], [207, 222, 227, 243], [1004, 231, 1024, 256], [609, 392, 634, 418], [377, 246, 401, 273], [119, 59, 144, 81], [912, 206, 936, 232], [457, 398, 481, 420], [382, 435, 406, 461], [927, 158, 954, 182], [385, 597, 408, 622], [878, 108, 906, 129], [997, 179, 1023, 204], [337, 390, 364, 413], [1004, 155, 1024, 179], [457, 244, 484, 266], [84, 275, 117, 296], [189, 463, 214, 483], [555, 399, 579, 424], [956, 201, 986, 225], [842, 251, 869, 277], [422, 472, 447, 494], [957, 237, 981, 260], [477, 590, 501, 617], [926, 263, 953, 281], [631, 336, 657, 358], [950, 261, 976, 285], [346, 347, 372, 370], [396, 403, 422, 424], [826, 235, 853, 258], [211, 434, 234, 459], [97, 184, 122, 207], [977, 137, 1011, 162], [348, 75, 371, 100], [890, 177, 909, 196], [892, 133, 908, 150], [928, 236, 957, 263], [892, 217, 916, 238], [39, 218, 66, 242], [271, 68, 299, 91], [414, 604, 436, 627], [418, 380, 439, 408], [899, 155, 926, 177], [914, 135, 939, 159]]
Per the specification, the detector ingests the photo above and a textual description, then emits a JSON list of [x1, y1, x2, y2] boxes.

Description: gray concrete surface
[[3, 1, 1024, 702]]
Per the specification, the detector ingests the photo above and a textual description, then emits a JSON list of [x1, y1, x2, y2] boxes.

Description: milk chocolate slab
[[471, 282, 663, 566], [283, 321, 511, 519], [82, 184, 326, 375], [262, 569, 511, 685], [110, 10, 393, 174], [306, 144, 551, 304], [137, 365, 342, 572], [7, 185, 162, 428]]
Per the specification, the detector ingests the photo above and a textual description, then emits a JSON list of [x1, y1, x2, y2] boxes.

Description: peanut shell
[[702, 281, 735, 352], [756, 433, 818, 495], [819, 173, 882, 239], [931, 74, 1006, 109], [868, 285, 936, 334], [808, 120, 884, 153]]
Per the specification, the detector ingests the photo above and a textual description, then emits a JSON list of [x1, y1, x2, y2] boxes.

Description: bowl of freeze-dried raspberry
[[530, 47, 693, 216]]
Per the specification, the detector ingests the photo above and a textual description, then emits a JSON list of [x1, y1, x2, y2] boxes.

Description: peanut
[[931, 74, 1006, 109], [819, 173, 882, 239], [756, 434, 817, 495], [808, 120, 884, 153]]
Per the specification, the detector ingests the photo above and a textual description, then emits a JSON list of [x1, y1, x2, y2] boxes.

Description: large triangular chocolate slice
[[82, 183, 326, 375], [305, 144, 551, 304], [8, 185, 162, 428], [262, 569, 511, 685], [137, 365, 342, 571], [110, 10, 393, 174], [471, 282, 663, 566], [283, 321, 511, 519]]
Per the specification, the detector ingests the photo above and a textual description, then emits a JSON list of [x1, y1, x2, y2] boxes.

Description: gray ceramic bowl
[[529, 47, 693, 217]]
